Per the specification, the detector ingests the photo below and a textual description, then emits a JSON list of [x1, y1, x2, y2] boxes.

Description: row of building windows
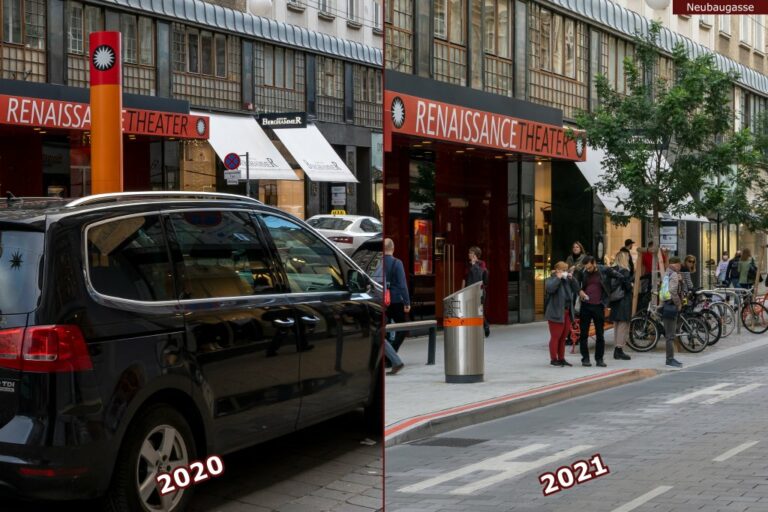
[[9, 1, 383, 124]]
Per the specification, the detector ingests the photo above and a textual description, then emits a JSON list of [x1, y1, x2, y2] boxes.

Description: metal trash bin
[[443, 281, 484, 383]]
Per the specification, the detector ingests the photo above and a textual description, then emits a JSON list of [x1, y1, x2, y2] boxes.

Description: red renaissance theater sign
[[384, 91, 586, 161], [0, 94, 209, 139]]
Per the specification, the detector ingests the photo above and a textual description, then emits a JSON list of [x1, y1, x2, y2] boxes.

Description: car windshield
[[308, 218, 354, 231], [0, 230, 44, 314]]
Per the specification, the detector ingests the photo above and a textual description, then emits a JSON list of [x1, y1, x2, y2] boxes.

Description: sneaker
[[582, 359, 592, 367], [614, 347, 631, 360], [484, 326, 491, 338], [550, 359, 563, 367], [388, 364, 405, 375], [666, 358, 683, 369], [559, 359, 573, 367], [596, 359, 607, 368]]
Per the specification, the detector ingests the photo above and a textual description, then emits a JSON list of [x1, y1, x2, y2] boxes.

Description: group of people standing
[[545, 239, 685, 370], [545, 240, 635, 369]]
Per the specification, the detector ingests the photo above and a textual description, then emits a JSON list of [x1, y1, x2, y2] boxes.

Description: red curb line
[[385, 369, 631, 439]]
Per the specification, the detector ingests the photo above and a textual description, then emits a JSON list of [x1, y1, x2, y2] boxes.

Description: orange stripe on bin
[[443, 317, 484, 327]]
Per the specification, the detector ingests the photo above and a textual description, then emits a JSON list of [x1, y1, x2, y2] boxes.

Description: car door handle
[[300, 315, 320, 325], [273, 318, 295, 329]]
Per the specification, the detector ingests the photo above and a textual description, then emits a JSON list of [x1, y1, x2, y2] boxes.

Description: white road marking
[[713, 441, 758, 462], [701, 383, 762, 404], [665, 383, 762, 404], [397, 443, 593, 495], [611, 486, 673, 512]]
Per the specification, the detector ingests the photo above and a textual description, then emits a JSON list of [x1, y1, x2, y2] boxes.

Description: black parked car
[[0, 192, 383, 511]]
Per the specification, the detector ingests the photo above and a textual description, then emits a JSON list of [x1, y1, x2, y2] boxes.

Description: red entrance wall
[[384, 136, 510, 324], [0, 135, 43, 196], [0, 132, 152, 197]]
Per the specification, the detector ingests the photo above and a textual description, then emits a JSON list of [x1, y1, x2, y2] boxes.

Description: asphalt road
[[5, 411, 382, 512], [386, 344, 768, 512]]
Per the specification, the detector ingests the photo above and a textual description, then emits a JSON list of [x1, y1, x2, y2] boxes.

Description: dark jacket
[[726, 257, 741, 282], [608, 267, 633, 322], [384, 255, 410, 306], [466, 260, 488, 303], [545, 274, 580, 323], [575, 265, 619, 308], [566, 252, 586, 272]]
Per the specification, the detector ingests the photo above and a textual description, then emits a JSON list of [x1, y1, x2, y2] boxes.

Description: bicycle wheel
[[678, 316, 709, 353], [628, 315, 660, 352], [698, 310, 722, 345], [710, 302, 736, 338], [741, 301, 768, 334]]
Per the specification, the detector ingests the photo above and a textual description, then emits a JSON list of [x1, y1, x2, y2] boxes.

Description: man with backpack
[[384, 239, 410, 363], [660, 256, 684, 369]]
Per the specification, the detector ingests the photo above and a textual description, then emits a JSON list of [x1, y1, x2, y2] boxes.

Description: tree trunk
[[650, 211, 661, 308]]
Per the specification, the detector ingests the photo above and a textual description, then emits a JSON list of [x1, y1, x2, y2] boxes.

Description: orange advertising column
[[89, 32, 123, 194]]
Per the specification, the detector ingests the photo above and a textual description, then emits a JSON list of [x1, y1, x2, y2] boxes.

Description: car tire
[[104, 404, 198, 512]]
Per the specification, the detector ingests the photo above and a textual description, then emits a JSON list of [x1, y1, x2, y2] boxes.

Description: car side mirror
[[348, 269, 371, 293]]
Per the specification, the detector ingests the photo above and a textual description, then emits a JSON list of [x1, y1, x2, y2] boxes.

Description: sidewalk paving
[[384, 320, 768, 446]]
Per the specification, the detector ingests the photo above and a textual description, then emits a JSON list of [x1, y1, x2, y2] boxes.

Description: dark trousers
[[387, 302, 407, 351], [579, 303, 605, 362]]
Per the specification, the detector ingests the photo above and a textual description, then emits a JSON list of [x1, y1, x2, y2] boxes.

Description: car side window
[[260, 214, 345, 293], [168, 210, 280, 299], [360, 219, 381, 233], [86, 215, 174, 301]]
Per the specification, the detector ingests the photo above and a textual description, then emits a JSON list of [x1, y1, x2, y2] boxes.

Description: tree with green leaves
[[576, 21, 755, 303]]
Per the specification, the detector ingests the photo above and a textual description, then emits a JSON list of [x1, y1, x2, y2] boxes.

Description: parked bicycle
[[628, 291, 709, 353], [714, 287, 768, 335]]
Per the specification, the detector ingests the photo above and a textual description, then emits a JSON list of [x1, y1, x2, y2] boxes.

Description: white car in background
[[307, 214, 382, 254]]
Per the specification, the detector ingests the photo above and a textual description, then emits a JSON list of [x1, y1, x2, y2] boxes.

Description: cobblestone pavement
[[386, 344, 768, 512], [5, 411, 382, 512]]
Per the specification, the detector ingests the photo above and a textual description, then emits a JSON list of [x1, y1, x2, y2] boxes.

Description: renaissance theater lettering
[[0, 94, 209, 139], [385, 92, 586, 161]]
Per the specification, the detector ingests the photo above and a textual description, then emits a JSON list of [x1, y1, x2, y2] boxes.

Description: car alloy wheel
[[136, 424, 190, 511]]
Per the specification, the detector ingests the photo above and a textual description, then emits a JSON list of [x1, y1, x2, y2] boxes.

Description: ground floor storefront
[[383, 72, 586, 324], [0, 79, 381, 221]]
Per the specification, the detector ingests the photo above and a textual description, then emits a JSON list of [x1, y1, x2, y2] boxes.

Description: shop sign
[[660, 225, 678, 252], [385, 91, 586, 161], [257, 112, 306, 129], [0, 94, 209, 139]]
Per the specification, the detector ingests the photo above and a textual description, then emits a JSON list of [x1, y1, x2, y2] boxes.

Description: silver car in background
[[307, 214, 382, 254]]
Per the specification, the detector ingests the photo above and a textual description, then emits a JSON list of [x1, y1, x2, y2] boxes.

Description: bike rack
[[712, 288, 751, 335]]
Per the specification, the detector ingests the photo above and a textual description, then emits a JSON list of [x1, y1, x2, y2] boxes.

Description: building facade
[[384, 0, 768, 324], [0, 0, 383, 220]]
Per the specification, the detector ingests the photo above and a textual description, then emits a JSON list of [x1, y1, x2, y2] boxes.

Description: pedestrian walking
[[726, 251, 741, 288], [716, 252, 730, 286], [618, 238, 635, 278], [575, 256, 617, 367], [384, 339, 404, 375], [384, 238, 410, 353], [464, 246, 491, 337], [609, 251, 633, 361], [545, 261, 580, 367], [566, 241, 587, 273], [661, 256, 684, 369], [737, 248, 757, 289]]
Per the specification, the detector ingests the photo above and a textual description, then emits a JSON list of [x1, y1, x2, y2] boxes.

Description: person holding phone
[[545, 261, 580, 367]]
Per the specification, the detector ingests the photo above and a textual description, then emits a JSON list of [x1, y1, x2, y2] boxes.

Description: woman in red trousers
[[545, 261, 580, 366]]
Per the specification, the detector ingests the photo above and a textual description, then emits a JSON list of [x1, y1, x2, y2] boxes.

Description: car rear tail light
[[0, 325, 92, 373], [329, 236, 354, 244], [19, 466, 89, 477]]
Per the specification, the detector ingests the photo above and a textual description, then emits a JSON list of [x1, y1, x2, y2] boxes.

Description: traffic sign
[[224, 153, 241, 170], [223, 170, 240, 185]]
